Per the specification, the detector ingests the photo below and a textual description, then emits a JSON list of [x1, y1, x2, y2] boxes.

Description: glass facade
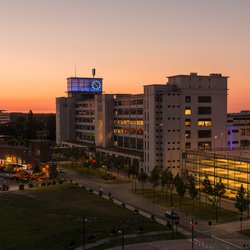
[[185, 150, 250, 197]]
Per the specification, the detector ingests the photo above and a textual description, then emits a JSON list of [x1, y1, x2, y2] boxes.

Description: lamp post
[[208, 220, 212, 237], [171, 206, 174, 239], [118, 228, 124, 250], [190, 219, 197, 250], [83, 216, 88, 250], [213, 136, 217, 186]]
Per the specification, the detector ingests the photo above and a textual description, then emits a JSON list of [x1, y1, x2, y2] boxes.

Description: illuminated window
[[185, 108, 191, 115], [198, 119, 212, 126], [185, 119, 191, 127]]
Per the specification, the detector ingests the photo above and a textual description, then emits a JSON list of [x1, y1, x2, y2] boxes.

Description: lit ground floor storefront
[[184, 150, 250, 198]]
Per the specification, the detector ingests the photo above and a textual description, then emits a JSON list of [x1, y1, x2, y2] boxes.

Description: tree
[[214, 178, 226, 208], [201, 175, 213, 205], [174, 174, 186, 209], [161, 168, 174, 202], [235, 184, 249, 232], [149, 167, 161, 202], [210, 178, 226, 222], [188, 175, 198, 216], [137, 169, 148, 195], [127, 164, 139, 192], [33, 165, 41, 173]]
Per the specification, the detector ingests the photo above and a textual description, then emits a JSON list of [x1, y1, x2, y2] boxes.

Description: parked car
[[59, 168, 66, 173], [0, 178, 9, 191], [165, 211, 180, 220]]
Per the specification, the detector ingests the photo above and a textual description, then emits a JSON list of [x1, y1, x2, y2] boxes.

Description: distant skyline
[[0, 0, 250, 113]]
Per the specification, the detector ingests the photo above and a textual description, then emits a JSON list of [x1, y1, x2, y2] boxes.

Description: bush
[[19, 184, 24, 190], [150, 215, 156, 222], [134, 209, 139, 215], [41, 182, 46, 186], [28, 183, 34, 188], [52, 180, 56, 185]]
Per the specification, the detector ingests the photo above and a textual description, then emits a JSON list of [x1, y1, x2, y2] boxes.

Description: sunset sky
[[0, 0, 249, 113]]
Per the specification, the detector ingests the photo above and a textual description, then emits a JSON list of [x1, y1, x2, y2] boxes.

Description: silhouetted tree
[[161, 168, 174, 203], [201, 175, 213, 205], [174, 173, 186, 209], [149, 167, 161, 202], [235, 184, 249, 232], [188, 175, 198, 215], [137, 169, 148, 194]]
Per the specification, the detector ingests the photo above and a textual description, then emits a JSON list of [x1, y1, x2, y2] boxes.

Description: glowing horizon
[[0, 0, 249, 113]]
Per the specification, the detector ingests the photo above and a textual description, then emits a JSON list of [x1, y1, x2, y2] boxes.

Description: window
[[185, 119, 191, 127], [185, 96, 191, 103], [198, 118, 212, 127], [198, 130, 211, 138], [185, 107, 191, 115], [185, 142, 191, 149], [241, 140, 250, 147], [198, 96, 211, 103], [198, 141, 211, 151], [198, 107, 211, 115], [240, 129, 250, 136], [232, 129, 239, 133], [185, 131, 191, 139]]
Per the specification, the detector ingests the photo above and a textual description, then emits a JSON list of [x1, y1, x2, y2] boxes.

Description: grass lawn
[[241, 228, 250, 237], [135, 189, 240, 223], [0, 184, 168, 250]]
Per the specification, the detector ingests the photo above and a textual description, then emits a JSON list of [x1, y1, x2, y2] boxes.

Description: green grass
[[0, 184, 166, 250], [135, 188, 240, 223]]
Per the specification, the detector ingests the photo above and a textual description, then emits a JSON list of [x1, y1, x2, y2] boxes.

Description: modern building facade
[[56, 72, 230, 174], [0, 110, 10, 124], [143, 73, 228, 175], [227, 110, 250, 150]]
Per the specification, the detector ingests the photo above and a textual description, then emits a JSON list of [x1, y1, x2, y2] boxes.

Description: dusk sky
[[0, 0, 249, 113]]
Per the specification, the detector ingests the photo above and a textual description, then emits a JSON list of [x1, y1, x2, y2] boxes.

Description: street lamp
[[83, 215, 88, 250], [208, 221, 212, 237], [171, 206, 174, 239], [213, 136, 217, 186], [118, 228, 124, 250], [190, 218, 197, 250]]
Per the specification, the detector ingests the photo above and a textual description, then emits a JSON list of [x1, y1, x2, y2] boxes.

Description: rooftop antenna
[[92, 68, 96, 78], [75, 64, 77, 77]]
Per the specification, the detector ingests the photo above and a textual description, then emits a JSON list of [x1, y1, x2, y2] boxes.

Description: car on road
[[59, 168, 66, 173], [165, 211, 180, 220]]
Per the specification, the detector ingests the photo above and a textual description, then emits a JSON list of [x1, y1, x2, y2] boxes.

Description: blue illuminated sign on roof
[[67, 77, 102, 93]]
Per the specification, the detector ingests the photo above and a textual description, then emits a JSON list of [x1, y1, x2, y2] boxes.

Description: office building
[[56, 72, 229, 174], [0, 110, 10, 124]]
